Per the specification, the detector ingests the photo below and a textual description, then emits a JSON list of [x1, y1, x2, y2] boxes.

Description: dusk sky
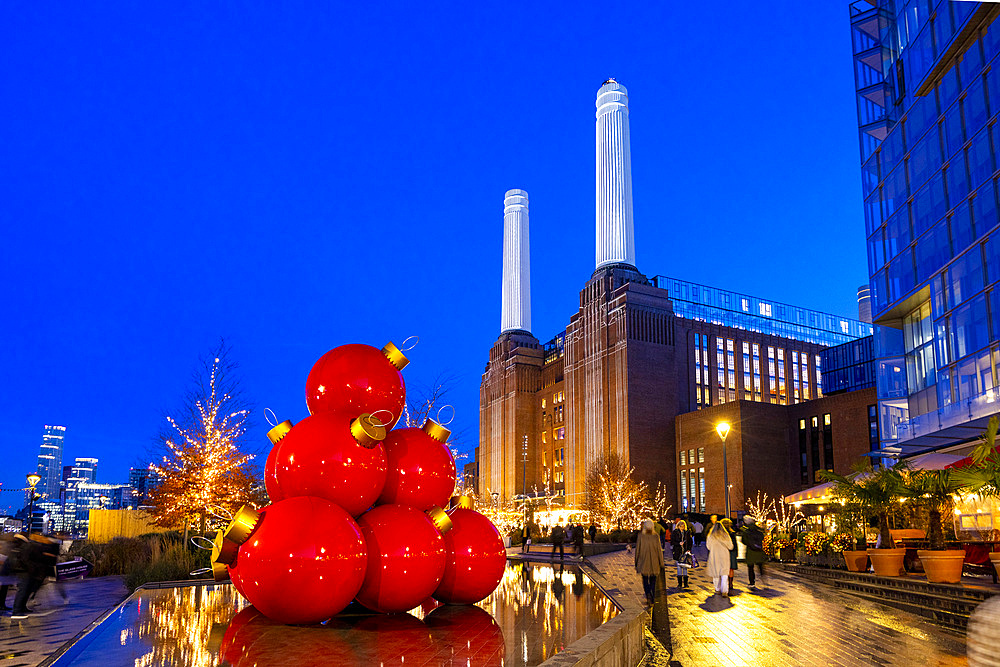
[[1, 3, 867, 513]]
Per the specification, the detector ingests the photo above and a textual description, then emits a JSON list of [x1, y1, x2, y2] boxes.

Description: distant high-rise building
[[857, 284, 872, 323], [850, 2, 1000, 454], [129, 466, 160, 506], [34, 426, 65, 503]]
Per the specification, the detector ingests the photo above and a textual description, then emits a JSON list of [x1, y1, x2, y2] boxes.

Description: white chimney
[[595, 79, 636, 270], [501, 189, 531, 334]]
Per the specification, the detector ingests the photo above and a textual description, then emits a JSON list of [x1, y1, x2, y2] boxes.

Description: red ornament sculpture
[[269, 413, 387, 517], [230, 497, 368, 625], [305, 343, 407, 427], [355, 504, 448, 613], [219, 607, 360, 666], [378, 418, 456, 511], [433, 507, 506, 605], [263, 418, 293, 503]]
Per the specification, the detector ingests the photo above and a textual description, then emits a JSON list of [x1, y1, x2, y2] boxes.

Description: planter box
[[842, 550, 869, 572], [917, 550, 965, 584], [778, 546, 796, 562], [867, 548, 906, 577]]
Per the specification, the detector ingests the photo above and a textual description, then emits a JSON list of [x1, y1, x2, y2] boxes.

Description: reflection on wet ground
[[51, 560, 618, 666]]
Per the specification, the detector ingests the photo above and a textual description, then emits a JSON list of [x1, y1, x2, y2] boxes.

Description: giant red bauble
[[378, 426, 456, 511], [433, 508, 506, 605], [228, 559, 247, 599], [263, 443, 283, 503], [269, 413, 386, 516], [235, 496, 367, 624], [355, 504, 446, 613], [305, 344, 405, 428]]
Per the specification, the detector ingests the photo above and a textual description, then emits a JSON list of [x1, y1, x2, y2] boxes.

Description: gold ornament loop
[[267, 420, 293, 445], [449, 495, 474, 510], [426, 505, 453, 534], [435, 405, 455, 427], [351, 413, 387, 449], [421, 418, 451, 444], [190, 536, 215, 551], [400, 335, 420, 351], [368, 410, 394, 429], [381, 342, 410, 371], [265, 408, 279, 428], [224, 505, 261, 545]]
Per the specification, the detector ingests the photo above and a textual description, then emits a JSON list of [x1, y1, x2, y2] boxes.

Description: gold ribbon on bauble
[[426, 505, 453, 534], [351, 413, 387, 449], [381, 341, 409, 371], [224, 505, 261, 545]]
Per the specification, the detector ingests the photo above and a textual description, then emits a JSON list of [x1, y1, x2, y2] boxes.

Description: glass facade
[[820, 336, 877, 394], [654, 276, 873, 346], [851, 1, 1000, 451], [35, 425, 66, 503]]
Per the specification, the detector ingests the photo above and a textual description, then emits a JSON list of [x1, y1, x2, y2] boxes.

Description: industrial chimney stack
[[595, 79, 636, 271], [500, 189, 531, 334]]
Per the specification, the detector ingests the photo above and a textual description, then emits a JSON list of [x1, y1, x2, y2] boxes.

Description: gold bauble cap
[[224, 505, 261, 546], [211, 560, 231, 583], [212, 531, 239, 566], [266, 420, 293, 445], [426, 505, 453, 534], [381, 342, 410, 371], [351, 413, 387, 449], [449, 495, 474, 510], [421, 418, 451, 443]]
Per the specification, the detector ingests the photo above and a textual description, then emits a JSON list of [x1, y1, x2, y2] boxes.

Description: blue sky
[[0, 2, 866, 513]]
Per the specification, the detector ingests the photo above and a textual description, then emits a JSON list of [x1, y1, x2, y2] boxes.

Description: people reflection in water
[[552, 565, 565, 600], [573, 569, 584, 597]]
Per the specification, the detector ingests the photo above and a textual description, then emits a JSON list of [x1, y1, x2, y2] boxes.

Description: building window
[[768, 346, 777, 401], [542, 432, 547, 444], [698, 468, 706, 512], [542, 399, 546, 409], [823, 413, 833, 471], [556, 427, 565, 440], [681, 470, 688, 510], [680, 450, 687, 466], [689, 448, 695, 464], [810, 417, 820, 481], [799, 419, 808, 485], [698, 447, 704, 463], [815, 354, 823, 398], [778, 348, 787, 404], [753, 344, 762, 402], [868, 405, 880, 452]]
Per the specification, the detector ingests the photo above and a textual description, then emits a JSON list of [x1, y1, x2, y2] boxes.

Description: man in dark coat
[[742, 516, 767, 588], [588, 523, 597, 543], [573, 523, 585, 559], [551, 524, 565, 560]]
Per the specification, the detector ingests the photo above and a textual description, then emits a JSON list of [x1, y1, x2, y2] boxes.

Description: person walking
[[10, 534, 45, 619], [588, 523, 597, 543], [521, 523, 532, 554], [720, 518, 739, 592], [573, 523, 585, 559], [634, 520, 664, 605], [670, 519, 692, 561], [742, 516, 767, 589], [692, 519, 705, 547], [551, 524, 565, 560], [706, 521, 734, 597]]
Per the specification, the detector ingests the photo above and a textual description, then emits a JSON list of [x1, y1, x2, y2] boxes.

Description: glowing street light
[[26, 473, 42, 535], [716, 422, 732, 519]]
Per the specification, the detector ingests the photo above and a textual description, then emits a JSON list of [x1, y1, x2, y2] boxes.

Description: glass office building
[[653, 276, 873, 347], [851, 1, 1000, 453]]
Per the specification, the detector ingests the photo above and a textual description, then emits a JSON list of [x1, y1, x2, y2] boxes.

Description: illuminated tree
[[148, 343, 261, 537], [400, 373, 469, 495], [584, 454, 655, 531], [745, 491, 776, 524]]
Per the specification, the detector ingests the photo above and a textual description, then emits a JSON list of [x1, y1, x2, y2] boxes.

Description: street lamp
[[26, 473, 41, 535], [715, 422, 732, 519]]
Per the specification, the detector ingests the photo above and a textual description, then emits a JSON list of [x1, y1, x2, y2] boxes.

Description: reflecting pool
[[52, 560, 618, 666]]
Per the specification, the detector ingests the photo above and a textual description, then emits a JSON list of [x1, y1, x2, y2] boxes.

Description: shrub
[[798, 532, 831, 556], [829, 533, 855, 553], [124, 544, 209, 591]]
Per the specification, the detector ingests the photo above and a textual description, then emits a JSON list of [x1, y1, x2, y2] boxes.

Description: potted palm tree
[[950, 416, 999, 576], [906, 468, 965, 583], [820, 461, 908, 576]]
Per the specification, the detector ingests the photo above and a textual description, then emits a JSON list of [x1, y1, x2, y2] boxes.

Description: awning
[[783, 451, 965, 506]]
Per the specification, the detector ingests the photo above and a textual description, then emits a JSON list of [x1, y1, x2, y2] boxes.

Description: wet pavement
[[586, 547, 969, 667], [0, 576, 127, 667]]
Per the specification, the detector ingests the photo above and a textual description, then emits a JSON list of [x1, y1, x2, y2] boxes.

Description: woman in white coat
[[706, 521, 734, 596]]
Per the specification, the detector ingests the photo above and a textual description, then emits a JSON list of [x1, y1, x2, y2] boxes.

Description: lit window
[[741, 298, 749, 312], [689, 448, 695, 463], [556, 427, 565, 440], [799, 419, 806, 429], [681, 450, 687, 466], [698, 448, 704, 463], [824, 413, 831, 426], [542, 432, 547, 444], [811, 416, 818, 427], [542, 399, 546, 409]]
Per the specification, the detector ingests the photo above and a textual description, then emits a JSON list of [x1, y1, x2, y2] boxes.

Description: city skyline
[[1, 3, 867, 513]]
